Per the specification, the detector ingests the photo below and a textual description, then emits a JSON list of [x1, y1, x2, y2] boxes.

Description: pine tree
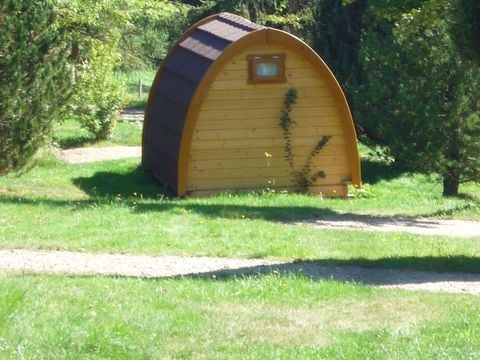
[[309, 0, 479, 196], [0, 0, 71, 174], [310, 0, 367, 88], [354, 0, 480, 196], [450, 0, 480, 64]]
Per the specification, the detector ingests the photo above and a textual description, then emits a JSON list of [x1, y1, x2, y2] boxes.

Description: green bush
[[0, 0, 71, 174], [69, 42, 128, 140], [57, 0, 128, 141]]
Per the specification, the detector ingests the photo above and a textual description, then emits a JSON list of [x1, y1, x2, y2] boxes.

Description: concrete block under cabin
[[142, 12, 361, 197]]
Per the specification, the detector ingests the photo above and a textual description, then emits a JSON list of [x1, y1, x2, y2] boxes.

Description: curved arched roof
[[142, 12, 361, 196], [142, 13, 264, 194]]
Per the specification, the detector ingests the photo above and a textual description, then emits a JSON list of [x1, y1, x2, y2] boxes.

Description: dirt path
[[120, 109, 144, 122], [57, 146, 141, 164], [1, 249, 479, 295], [308, 216, 480, 238]]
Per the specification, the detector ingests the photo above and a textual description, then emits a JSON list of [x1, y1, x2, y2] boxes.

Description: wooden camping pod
[[142, 12, 361, 197]]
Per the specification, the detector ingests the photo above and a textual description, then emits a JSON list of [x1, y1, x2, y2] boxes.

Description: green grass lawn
[[52, 118, 143, 149], [0, 151, 479, 272], [1, 123, 480, 358], [1, 274, 479, 359]]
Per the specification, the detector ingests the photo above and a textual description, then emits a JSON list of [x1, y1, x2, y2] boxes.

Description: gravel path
[[1, 249, 479, 295], [0, 250, 280, 278], [120, 109, 144, 122], [309, 216, 480, 238], [57, 146, 141, 164]]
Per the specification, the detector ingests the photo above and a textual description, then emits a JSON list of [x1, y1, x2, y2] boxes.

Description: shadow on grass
[[428, 202, 480, 217], [69, 167, 336, 221], [132, 203, 480, 225], [125, 100, 147, 110], [55, 135, 96, 149], [0, 194, 338, 222], [72, 157, 408, 198], [361, 158, 405, 185], [173, 256, 480, 285], [72, 166, 173, 200], [3, 187, 479, 225], [1, 163, 337, 221], [2, 164, 477, 222], [4, 164, 478, 223]]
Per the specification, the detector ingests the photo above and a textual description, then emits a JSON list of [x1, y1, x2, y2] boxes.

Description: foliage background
[[1, 0, 478, 196], [0, 0, 71, 174]]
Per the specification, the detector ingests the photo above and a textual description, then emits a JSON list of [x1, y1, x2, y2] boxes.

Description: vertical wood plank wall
[[186, 42, 353, 196]]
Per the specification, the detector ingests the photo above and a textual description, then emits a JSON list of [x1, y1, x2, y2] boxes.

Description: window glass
[[256, 63, 279, 77], [247, 54, 286, 83]]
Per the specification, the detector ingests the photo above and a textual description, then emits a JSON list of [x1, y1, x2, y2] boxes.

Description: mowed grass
[[1, 123, 480, 358], [1, 274, 480, 359], [52, 118, 143, 149], [0, 151, 479, 272], [0, 121, 479, 270]]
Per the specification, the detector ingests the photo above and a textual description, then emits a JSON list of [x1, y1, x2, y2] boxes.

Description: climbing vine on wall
[[279, 88, 331, 192], [279, 88, 298, 169]]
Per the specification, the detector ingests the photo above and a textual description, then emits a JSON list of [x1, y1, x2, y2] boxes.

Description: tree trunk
[[70, 42, 79, 62], [70, 42, 79, 81], [443, 171, 460, 197]]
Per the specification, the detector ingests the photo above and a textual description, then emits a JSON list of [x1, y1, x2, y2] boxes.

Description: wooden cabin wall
[[186, 42, 354, 196]]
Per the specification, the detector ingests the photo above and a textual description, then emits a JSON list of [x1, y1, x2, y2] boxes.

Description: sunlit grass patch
[[52, 118, 142, 149], [0, 274, 478, 359], [0, 155, 479, 270]]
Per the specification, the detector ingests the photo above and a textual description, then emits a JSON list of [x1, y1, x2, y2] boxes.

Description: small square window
[[256, 63, 279, 77], [247, 54, 286, 84]]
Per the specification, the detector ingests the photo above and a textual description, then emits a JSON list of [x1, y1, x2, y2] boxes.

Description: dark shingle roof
[[142, 13, 264, 194]]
